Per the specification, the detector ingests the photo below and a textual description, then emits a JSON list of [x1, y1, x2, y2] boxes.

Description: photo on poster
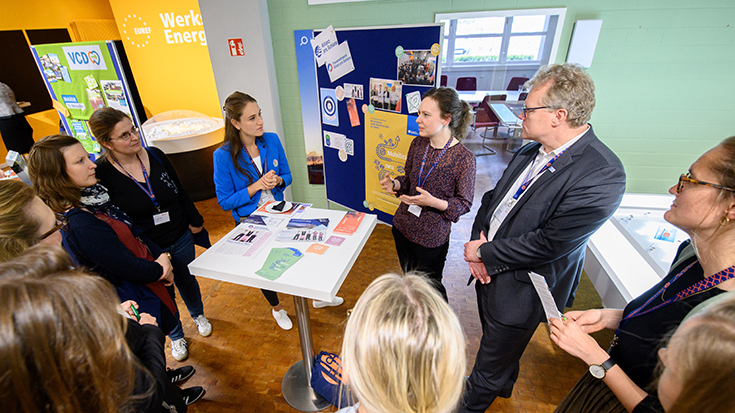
[[369, 78, 402, 113], [343, 83, 363, 100], [87, 88, 105, 111], [40, 53, 63, 83], [320, 88, 339, 127], [346, 98, 360, 127], [397, 50, 437, 86], [100, 80, 132, 115]]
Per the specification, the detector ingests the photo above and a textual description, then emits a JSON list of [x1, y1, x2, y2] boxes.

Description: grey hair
[[526, 63, 596, 128]]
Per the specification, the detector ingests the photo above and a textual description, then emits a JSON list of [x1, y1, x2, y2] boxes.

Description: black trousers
[[391, 226, 449, 301], [459, 283, 538, 413]]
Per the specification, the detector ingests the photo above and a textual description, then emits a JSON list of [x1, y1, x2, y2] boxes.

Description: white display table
[[584, 193, 688, 309], [189, 207, 377, 411]]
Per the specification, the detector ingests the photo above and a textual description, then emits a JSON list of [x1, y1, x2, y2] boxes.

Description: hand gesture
[[548, 317, 607, 365], [399, 187, 438, 208], [155, 253, 174, 286], [469, 261, 491, 284], [564, 309, 623, 334], [120, 300, 138, 318], [137, 312, 158, 326], [380, 173, 396, 194], [464, 231, 487, 263], [259, 170, 280, 190]]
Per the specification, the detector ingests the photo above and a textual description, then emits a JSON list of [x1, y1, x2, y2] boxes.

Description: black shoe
[[167, 366, 195, 384], [180, 386, 205, 405]]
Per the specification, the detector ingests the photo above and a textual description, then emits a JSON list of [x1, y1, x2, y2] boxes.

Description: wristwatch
[[589, 357, 616, 379]]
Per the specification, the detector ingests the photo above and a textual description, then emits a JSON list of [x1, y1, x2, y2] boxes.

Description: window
[[437, 8, 566, 69]]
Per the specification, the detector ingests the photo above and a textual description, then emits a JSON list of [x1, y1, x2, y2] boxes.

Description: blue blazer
[[213, 132, 292, 221], [471, 126, 626, 328]]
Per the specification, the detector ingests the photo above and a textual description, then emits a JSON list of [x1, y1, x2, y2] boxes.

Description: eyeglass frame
[[520, 105, 553, 117], [111, 126, 140, 142], [38, 213, 69, 241], [676, 173, 735, 195]]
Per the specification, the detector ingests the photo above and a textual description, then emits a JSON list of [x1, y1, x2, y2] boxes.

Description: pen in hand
[[131, 304, 141, 321]]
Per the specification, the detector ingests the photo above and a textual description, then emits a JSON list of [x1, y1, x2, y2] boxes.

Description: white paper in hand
[[528, 271, 563, 321]]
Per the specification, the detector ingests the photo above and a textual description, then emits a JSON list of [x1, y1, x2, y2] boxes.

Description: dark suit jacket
[[471, 126, 625, 328]]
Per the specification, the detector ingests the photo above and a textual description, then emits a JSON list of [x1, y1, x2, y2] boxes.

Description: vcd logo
[[62, 45, 108, 71]]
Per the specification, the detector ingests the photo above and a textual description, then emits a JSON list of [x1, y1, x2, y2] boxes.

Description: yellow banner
[[364, 111, 415, 215], [108, 0, 221, 118]]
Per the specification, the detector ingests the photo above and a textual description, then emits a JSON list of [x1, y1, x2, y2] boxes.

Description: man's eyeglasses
[[521, 105, 551, 117], [676, 173, 735, 194], [111, 127, 140, 141], [38, 213, 69, 241]]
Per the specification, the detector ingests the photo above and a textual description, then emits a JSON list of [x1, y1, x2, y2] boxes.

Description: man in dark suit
[[460, 63, 626, 412]]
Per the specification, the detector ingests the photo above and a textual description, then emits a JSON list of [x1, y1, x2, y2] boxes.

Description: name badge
[[153, 211, 171, 226], [491, 201, 513, 225], [408, 204, 422, 217]]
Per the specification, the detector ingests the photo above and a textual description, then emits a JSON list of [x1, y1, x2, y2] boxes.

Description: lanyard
[[112, 154, 159, 210], [417, 137, 452, 190], [243, 145, 266, 179], [512, 148, 567, 201], [615, 262, 735, 337]]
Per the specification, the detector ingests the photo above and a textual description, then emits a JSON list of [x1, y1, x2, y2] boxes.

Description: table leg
[[281, 296, 330, 411]]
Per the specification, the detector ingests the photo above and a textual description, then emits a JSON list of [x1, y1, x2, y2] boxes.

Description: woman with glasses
[[28, 134, 182, 342], [549, 137, 735, 413], [0, 179, 65, 262], [89, 107, 210, 362]]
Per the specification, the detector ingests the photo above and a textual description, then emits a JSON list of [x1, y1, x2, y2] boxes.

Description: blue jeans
[[166, 230, 205, 340]]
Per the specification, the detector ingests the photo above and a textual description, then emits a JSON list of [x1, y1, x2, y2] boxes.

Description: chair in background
[[518, 92, 528, 101], [440, 75, 447, 87], [506, 77, 528, 91], [471, 94, 507, 156], [455, 77, 477, 91]]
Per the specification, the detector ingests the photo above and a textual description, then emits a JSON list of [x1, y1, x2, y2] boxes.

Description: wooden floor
[[170, 128, 613, 413]]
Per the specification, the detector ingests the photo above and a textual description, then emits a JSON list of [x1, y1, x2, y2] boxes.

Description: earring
[[720, 215, 730, 226]]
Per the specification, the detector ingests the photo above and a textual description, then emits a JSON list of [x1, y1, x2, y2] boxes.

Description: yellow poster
[[108, 0, 221, 118], [364, 111, 415, 216]]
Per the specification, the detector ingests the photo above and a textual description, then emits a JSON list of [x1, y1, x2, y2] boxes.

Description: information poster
[[364, 111, 414, 215]]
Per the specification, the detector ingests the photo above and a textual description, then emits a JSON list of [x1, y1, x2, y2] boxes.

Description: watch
[[589, 357, 616, 379]]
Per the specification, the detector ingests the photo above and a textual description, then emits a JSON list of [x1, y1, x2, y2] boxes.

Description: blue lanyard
[[512, 148, 567, 200], [112, 154, 159, 210], [243, 145, 266, 178], [417, 138, 452, 190], [615, 262, 735, 337]]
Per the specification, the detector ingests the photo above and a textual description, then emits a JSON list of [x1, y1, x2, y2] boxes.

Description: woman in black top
[[90, 107, 211, 362], [549, 137, 735, 413]]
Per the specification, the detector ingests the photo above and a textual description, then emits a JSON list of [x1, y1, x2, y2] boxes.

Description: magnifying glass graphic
[[299, 36, 309, 46]]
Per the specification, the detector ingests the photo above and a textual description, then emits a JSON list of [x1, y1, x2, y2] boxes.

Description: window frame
[[436, 8, 566, 69]]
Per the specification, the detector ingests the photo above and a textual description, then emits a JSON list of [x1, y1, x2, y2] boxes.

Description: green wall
[[267, 0, 735, 205]]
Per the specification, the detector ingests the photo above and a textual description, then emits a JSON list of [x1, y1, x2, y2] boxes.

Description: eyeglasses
[[38, 213, 69, 241], [521, 105, 552, 117], [111, 126, 140, 141], [676, 173, 735, 194]]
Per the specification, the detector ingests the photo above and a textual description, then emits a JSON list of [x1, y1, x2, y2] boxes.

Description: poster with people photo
[[397, 50, 437, 86], [369, 78, 402, 113]]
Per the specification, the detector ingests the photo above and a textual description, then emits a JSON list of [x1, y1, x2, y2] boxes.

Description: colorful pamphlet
[[333, 211, 365, 235], [306, 244, 329, 255], [255, 247, 303, 280]]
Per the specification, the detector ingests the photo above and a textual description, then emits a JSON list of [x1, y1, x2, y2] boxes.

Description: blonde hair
[[665, 293, 735, 413], [0, 247, 143, 413], [341, 273, 466, 413], [526, 63, 595, 128], [0, 179, 41, 262]]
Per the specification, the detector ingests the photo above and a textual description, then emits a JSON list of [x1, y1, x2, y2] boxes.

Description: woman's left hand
[[399, 187, 447, 211], [120, 300, 138, 317], [189, 225, 203, 234], [548, 317, 609, 365]]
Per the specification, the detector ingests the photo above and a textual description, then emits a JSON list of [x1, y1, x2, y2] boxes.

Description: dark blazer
[[471, 126, 625, 328]]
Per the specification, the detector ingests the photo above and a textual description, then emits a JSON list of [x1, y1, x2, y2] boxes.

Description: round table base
[[282, 360, 331, 411]]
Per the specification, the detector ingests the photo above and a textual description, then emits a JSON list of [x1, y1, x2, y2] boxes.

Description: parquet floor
[[169, 129, 613, 413]]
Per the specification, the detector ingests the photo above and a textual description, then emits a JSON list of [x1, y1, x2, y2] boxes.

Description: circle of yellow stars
[[122, 14, 150, 48]]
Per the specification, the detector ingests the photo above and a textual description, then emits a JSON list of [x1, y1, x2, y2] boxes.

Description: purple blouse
[[393, 136, 476, 248]]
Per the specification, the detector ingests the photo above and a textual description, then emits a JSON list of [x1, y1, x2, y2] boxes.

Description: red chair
[[455, 77, 477, 91], [471, 94, 507, 155], [440, 75, 447, 87], [506, 77, 528, 91]]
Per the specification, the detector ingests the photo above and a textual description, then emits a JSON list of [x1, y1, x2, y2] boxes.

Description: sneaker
[[167, 365, 195, 384], [171, 338, 188, 361], [272, 309, 293, 330], [180, 386, 205, 405], [313, 296, 344, 309], [193, 315, 212, 337]]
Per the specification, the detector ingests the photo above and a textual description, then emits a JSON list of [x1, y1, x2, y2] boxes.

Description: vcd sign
[[62, 45, 108, 71]]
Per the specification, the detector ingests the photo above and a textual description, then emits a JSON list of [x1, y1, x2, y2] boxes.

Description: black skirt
[[554, 372, 627, 413]]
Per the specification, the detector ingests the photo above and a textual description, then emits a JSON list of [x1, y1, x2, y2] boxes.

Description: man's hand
[[464, 231, 487, 263], [469, 261, 491, 284]]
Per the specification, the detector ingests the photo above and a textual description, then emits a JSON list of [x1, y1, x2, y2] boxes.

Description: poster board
[[31, 41, 144, 155], [311, 24, 442, 225]]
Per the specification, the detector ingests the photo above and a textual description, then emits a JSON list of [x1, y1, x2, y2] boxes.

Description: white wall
[[198, 0, 283, 141]]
